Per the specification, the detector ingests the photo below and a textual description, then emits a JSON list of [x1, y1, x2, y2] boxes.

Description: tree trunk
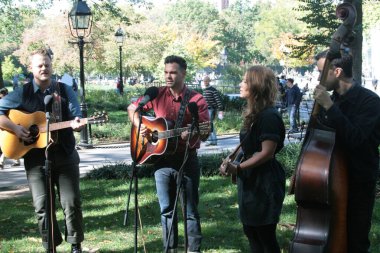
[[0, 61, 4, 89], [345, 0, 363, 85]]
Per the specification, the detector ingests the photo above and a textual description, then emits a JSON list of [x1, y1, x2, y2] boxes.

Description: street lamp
[[279, 43, 291, 76], [68, 0, 93, 147], [115, 27, 125, 95]]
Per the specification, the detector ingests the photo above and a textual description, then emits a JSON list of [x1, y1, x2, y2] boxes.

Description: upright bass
[[289, 3, 356, 253]]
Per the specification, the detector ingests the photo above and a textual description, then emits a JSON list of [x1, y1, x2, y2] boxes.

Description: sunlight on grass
[[1, 176, 379, 252]]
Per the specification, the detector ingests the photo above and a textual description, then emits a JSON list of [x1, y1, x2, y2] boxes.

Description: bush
[[199, 152, 229, 176], [84, 162, 156, 180], [85, 144, 300, 180], [222, 94, 246, 111], [277, 143, 302, 178]]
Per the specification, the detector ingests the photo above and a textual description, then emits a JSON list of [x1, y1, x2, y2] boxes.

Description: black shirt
[[321, 83, 380, 183], [237, 107, 286, 226]]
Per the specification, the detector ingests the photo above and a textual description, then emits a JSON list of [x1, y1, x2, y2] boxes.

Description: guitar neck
[[39, 118, 88, 132], [157, 125, 191, 139]]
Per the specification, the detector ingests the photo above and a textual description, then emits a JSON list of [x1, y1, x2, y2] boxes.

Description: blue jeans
[[154, 153, 202, 252], [287, 105, 298, 131], [207, 108, 217, 144]]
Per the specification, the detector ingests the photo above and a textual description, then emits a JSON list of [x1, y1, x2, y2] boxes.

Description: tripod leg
[[124, 162, 136, 226], [181, 179, 188, 253], [134, 171, 138, 253]]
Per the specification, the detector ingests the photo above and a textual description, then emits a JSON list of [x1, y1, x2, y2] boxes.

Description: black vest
[[21, 82, 76, 165]]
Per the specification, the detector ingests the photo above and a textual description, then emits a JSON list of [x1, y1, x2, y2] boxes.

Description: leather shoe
[[71, 244, 82, 253]]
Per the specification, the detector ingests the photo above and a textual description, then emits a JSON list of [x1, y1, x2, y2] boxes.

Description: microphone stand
[[44, 111, 56, 253], [124, 110, 143, 253], [164, 119, 197, 253]]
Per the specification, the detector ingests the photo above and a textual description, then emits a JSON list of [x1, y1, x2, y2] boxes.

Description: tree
[[0, 0, 47, 87], [252, 0, 309, 68], [212, 0, 260, 66], [2, 56, 22, 81], [165, 0, 219, 35], [295, 0, 366, 83]]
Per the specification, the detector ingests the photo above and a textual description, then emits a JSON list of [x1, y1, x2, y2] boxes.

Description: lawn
[[0, 176, 379, 253]]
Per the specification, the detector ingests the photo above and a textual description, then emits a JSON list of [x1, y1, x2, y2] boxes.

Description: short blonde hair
[[29, 48, 52, 65]]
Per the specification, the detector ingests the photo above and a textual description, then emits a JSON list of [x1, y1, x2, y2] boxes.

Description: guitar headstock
[[89, 111, 109, 125]]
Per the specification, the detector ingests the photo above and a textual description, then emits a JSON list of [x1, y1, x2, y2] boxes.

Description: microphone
[[188, 102, 199, 133], [137, 86, 159, 110], [44, 95, 53, 117], [44, 94, 53, 106]]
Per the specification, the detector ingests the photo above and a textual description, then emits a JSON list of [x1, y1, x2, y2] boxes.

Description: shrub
[[84, 162, 155, 180], [85, 145, 300, 180], [277, 143, 301, 178]]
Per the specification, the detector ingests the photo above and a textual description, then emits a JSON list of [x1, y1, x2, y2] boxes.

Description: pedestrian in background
[[285, 78, 301, 133], [202, 76, 224, 146]]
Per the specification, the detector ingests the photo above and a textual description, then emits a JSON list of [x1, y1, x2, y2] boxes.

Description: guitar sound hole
[[151, 131, 158, 143], [24, 124, 40, 146]]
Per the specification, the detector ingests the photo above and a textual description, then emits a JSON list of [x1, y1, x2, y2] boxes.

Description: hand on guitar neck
[[70, 116, 86, 132]]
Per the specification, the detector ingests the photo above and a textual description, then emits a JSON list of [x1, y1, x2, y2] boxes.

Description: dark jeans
[[25, 149, 84, 248], [243, 224, 280, 253], [347, 181, 376, 253], [154, 153, 202, 252]]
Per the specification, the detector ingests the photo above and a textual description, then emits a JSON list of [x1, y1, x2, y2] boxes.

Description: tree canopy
[[0, 0, 379, 87]]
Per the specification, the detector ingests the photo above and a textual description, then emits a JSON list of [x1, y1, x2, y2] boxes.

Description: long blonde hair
[[242, 65, 277, 129]]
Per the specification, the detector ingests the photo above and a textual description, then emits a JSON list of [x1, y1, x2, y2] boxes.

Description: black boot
[[71, 244, 82, 253]]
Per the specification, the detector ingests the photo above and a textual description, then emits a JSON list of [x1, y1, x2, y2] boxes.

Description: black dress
[[237, 107, 286, 226]]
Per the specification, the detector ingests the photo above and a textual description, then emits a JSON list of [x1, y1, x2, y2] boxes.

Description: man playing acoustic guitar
[[128, 55, 210, 253], [0, 48, 85, 253]]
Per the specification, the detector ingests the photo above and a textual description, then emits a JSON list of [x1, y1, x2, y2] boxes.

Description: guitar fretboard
[[156, 124, 208, 140], [39, 118, 89, 132]]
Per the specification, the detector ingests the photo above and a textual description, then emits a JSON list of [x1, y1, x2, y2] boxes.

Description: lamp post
[[68, 0, 93, 147], [115, 27, 125, 95], [220, 47, 227, 66], [279, 43, 291, 76]]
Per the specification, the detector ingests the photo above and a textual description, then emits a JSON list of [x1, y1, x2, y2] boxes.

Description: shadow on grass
[[1, 176, 379, 252]]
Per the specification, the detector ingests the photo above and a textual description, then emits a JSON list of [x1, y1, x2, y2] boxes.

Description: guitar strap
[[49, 81, 63, 143], [51, 81, 63, 122], [170, 88, 191, 150], [174, 87, 191, 129]]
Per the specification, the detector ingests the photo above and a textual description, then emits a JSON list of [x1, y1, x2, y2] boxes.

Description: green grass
[[1, 176, 379, 253]]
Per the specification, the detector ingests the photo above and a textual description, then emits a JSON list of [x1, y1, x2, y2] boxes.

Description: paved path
[[0, 134, 240, 197], [0, 131, 305, 200]]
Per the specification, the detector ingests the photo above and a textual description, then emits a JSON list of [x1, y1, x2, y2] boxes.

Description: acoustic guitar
[[0, 109, 108, 159], [221, 144, 245, 184], [130, 116, 210, 165]]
